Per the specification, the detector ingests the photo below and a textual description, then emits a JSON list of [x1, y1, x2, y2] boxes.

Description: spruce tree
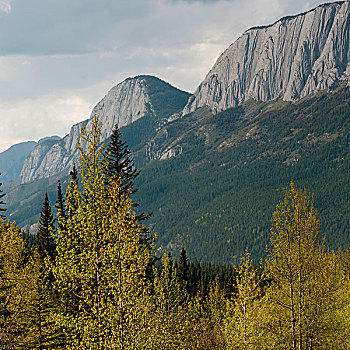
[[177, 247, 189, 293], [36, 193, 56, 262], [19, 249, 64, 349], [104, 123, 140, 196], [105, 122, 155, 281], [55, 180, 66, 232], [70, 163, 78, 183], [0, 174, 6, 219]]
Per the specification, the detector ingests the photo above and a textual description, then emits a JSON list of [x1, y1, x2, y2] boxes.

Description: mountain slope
[[183, 1, 350, 114], [0, 141, 37, 184], [134, 87, 350, 262], [19, 76, 191, 184], [4, 2, 350, 264]]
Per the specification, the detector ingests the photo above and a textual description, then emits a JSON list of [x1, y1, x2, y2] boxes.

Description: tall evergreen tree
[[0, 174, 6, 219], [177, 247, 189, 293], [104, 123, 140, 196], [36, 193, 56, 262], [70, 163, 78, 183], [105, 122, 155, 279], [19, 249, 64, 349], [55, 180, 66, 232]]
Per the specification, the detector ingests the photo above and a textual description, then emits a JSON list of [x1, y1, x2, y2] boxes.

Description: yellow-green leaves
[[264, 182, 346, 349], [0, 219, 25, 348], [225, 254, 267, 350], [54, 116, 153, 349]]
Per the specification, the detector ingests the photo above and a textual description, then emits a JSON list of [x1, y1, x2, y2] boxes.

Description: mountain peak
[[183, 1, 350, 115], [19, 76, 190, 184]]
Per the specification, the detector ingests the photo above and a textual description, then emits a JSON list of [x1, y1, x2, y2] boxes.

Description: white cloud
[[0, 0, 12, 14]]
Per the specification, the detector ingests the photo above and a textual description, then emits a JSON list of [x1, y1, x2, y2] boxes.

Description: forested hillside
[[6, 87, 350, 263], [1, 118, 350, 349], [134, 87, 350, 262]]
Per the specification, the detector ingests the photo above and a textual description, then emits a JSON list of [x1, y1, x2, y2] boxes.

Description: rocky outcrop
[[20, 75, 190, 183], [183, 1, 350, 114]]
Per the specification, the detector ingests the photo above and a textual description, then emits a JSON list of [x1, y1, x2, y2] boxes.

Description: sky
[[0, 0, 333, 152]]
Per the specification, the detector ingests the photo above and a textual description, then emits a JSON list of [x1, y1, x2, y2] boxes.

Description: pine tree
[[105, 122, 155, 282], [18, 194, 63, 348], [0, 174, 7, 219], [55, 180, 66, 232], [70, 163, 78, 183], [177, 247, 189, 294], [151, 253, 195, 349], [36, 193, 56, 262], [19, 249, 64, 349], [104, 123, 140, 195]]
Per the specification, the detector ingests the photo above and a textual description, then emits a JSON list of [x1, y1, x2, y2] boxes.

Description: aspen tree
[[199, 278, 226, 350], [265, 182, 345, 349], [0, 219, 25, 348], [225, 254, 267, 350], [54, 116, 153, 349]]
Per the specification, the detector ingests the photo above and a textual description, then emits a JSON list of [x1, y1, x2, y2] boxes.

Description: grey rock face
[[20, 76, 156, 184], [183, 1, 350, 115], [19, 75, 191, 184]]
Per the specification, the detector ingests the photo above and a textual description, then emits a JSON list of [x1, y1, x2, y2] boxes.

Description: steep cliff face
[[183, 1, 350, 114], [20, 75, 191, 184]]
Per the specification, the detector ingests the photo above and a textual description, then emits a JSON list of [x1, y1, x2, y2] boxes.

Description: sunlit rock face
[[20, 76, 158, 183], [183, 1, 350, 115]]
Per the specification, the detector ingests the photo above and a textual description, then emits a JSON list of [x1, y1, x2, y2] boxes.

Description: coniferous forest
[[0, 116, 350, 349]]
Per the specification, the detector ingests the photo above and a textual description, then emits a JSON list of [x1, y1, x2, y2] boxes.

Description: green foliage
[[104, 123, 140, 196], [0, 219, 26, 348], [54, 116, 154, 349], [36, 193, 56, 262], [0, 174, 6, 219], [225, 253, 267, 349], [263, 182, 347, 349], [19, 249, 64, 349]]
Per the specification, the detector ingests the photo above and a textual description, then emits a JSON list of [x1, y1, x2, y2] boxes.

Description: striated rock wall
[[20, 77, 155, 183], [183, 1, 350, 114]]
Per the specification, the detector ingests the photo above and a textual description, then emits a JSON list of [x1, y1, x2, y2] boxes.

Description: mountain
[[183, 1, 350, 114], [4, 2, 350, 263], [19, 75, 191, 184], [134, 87, 350, 262], [0, 141, 37, 184], [38, 136, 61, 144]]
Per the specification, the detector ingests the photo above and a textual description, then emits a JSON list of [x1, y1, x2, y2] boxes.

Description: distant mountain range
[[2, 1, 350, 262]]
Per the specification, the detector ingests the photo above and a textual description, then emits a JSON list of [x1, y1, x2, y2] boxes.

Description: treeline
[[1, 117, 350, 349]]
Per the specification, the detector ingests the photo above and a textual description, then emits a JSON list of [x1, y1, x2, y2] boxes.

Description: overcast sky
[[0, 0, 333, 152]]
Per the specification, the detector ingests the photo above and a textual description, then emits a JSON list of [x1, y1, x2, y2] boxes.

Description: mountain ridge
[[183, 1, 350, 114], [18, 75, 191, 184]]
